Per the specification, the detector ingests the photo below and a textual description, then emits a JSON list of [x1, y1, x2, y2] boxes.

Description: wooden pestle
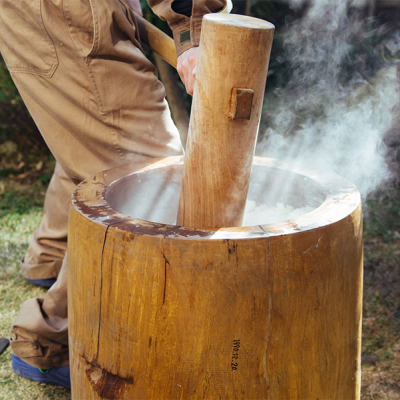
[[135, 12, 275, 229], [177, 14, 275, 229], [134, 12, 177, 68]]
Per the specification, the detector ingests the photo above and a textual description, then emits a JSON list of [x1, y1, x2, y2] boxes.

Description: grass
[[0, 181, 70, 400], [0, 175, 400, 399], [361, 232, 400, 398]]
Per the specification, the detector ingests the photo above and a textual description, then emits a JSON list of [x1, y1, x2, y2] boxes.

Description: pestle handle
[[177, 14, 275, 229], [134, 12, 177, 69]]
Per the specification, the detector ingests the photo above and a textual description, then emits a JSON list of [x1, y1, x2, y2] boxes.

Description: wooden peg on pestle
[[177, 14, 275, 229]]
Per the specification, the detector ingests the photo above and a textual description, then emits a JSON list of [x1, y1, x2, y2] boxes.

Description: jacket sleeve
[[147, 0, 227, 57]]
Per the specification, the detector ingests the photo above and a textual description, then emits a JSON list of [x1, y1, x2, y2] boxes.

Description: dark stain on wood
[[189, 290, 195, 308], [226, 239, 239, 266], [82, 356, 134, 400]]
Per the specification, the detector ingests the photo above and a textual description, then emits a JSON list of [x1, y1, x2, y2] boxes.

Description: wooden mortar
[[68, 156, 363, 399]]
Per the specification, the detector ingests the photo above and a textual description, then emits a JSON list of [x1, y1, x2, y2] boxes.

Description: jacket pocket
[[0, 0, 58, 77]]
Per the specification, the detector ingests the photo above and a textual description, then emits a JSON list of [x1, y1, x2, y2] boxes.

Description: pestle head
[[204, 13, 275, 30]]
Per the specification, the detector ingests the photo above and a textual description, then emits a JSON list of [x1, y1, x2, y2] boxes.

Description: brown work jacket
[[148, 0, 227, 56]]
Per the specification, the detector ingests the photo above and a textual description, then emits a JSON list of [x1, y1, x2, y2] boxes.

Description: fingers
[[186, 53, 197, 95], [177, 47, 199, 96], [177, 54, 190, 94], [177, 58, 188, 92]]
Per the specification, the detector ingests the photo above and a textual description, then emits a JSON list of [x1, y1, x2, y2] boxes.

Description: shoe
[[12, 354, 71, 389], [25, 278, 57, 288]]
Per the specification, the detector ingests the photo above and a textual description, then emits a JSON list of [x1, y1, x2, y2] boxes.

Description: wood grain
[[68, 157, 363, 399], [176, 14, 275, 229], [134, 12, 177, 68]]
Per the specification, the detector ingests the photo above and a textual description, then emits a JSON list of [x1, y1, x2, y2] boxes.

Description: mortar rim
[[71, 156, 361, 240]]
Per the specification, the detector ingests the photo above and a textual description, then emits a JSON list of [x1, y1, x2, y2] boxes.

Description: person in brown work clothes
[[0, 0, 231, 389]]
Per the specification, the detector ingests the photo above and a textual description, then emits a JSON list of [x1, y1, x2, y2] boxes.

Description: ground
[[0, 168, 400, 399], [362, 231, 400, 398], [0, 190, 70, 399]]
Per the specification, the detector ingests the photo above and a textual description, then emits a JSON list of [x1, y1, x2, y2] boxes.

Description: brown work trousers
[[0, 0, 183, 369]]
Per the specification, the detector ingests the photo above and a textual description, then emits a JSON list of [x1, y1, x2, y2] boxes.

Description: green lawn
[[0, 184, 70, 400]]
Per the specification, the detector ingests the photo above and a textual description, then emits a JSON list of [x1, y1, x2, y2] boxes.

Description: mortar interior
[[105, 164, 326, 226]]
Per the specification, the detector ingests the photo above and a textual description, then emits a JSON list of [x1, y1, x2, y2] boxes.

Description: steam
[[257, 0, 400, 198]]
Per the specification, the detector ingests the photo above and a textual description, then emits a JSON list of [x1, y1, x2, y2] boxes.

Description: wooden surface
[[177, 14, 275, 229], [134, 12, 177, 68], [68, 157, 363, 400]]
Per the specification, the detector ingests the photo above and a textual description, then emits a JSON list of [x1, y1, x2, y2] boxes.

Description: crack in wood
[[96, 225, 110, 361], [162, 253, 169, 306], [225, 239, 239, 266], [263, 237, 272, 398]]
